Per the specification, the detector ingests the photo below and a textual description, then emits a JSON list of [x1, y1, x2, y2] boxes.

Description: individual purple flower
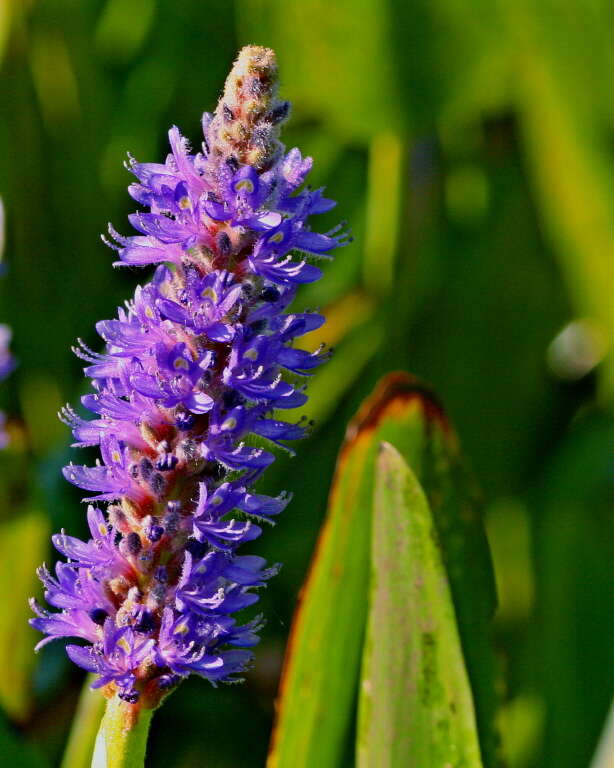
[[31, 46, 348, 709], [66, 622, 156, 701]]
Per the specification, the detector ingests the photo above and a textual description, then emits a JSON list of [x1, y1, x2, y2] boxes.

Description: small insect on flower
[[31, 46, 348, 709]]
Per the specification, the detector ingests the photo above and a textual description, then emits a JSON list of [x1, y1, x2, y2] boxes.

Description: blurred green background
[[0, 1, 613, 766]]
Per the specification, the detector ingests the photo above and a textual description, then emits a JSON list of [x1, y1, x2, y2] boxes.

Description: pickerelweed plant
[[30, 45, 347, 751]]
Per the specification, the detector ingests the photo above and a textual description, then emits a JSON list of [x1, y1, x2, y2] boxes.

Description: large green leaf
[[502, 0, 614, 401], [357, 442, 483, 767], [0, 507, 49, 721], [420, 407, 499, 766], [268, 375, 445, 768], [268, 373, 497, 767]]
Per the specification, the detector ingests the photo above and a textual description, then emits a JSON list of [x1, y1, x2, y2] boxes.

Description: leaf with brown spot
[[356, 442, 483, 767]]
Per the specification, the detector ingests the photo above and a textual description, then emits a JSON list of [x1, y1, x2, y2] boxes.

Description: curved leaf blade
[[357, 442, 484, 767], [420, 415, 499, 766], [0, 507, 49, 720], [268, 373, 454, 768]]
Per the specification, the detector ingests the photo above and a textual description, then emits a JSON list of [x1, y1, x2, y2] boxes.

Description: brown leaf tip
[[344, 371, 450, 444]]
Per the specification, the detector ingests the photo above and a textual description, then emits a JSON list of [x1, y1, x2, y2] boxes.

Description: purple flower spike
[[31, 46, 347, 709]]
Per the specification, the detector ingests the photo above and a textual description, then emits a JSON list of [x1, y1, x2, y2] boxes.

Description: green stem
[[61, 675, 107, 768], [91, 695, 154, 768]]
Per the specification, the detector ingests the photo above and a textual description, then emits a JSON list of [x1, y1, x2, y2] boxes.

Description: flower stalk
[[91, 696, 153, 768], [60, 675, 106, 768]]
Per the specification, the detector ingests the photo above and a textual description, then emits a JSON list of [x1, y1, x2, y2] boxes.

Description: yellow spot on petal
[[174, 357, 190, 371], [201, 287, 218, 302], [235, 179, 255, 194]]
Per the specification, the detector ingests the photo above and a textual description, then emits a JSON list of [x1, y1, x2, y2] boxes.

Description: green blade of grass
[[357, 442, 484, 767]]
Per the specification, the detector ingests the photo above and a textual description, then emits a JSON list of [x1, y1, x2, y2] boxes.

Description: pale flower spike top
[[30, 46, 349, 709]]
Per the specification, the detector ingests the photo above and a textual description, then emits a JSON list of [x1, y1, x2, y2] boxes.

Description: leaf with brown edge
[[268, 372, 470, 768]]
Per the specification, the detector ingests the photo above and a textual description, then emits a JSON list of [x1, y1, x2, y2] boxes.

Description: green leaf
[[0, 507, 49, 721], [501, 0, 614, 400], [61, 676, 106, 768], [268, 375, 443, 768], [268, 373, 497, 767], [0, 1, 10, 69], [420, 414, 499, 766], [357, 442, 483, 767]]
